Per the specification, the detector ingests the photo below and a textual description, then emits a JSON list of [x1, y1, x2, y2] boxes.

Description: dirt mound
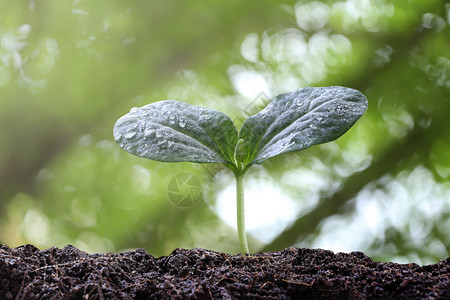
[[0, 244, 448, 299]]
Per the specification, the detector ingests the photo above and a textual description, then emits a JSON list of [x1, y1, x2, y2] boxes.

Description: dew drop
[[315, 116, 324, 122], [113, 132, 123, 142], [124, 131, 137, 139], [179, 120, 186, 128], [130, 107, 139, 114], [351, 106, 360, 112], [144, 128, 155, 138]]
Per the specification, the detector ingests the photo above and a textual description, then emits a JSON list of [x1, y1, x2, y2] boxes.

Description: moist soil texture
[[0, 244, 448, 299]]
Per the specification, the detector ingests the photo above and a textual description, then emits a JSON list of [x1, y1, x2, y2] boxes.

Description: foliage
[[114, 87, 367, 253]]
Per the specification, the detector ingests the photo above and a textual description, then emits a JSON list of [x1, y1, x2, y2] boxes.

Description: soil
[[0, 244, 448, 299]]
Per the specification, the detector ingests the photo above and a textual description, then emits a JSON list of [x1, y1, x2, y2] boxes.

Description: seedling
[[113, 86, 368, 254]]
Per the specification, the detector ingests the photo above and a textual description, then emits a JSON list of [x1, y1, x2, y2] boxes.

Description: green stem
[[235, 171, 249, 255]]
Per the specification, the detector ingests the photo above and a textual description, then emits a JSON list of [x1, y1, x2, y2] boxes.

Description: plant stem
[[235, 171, 249, 255]]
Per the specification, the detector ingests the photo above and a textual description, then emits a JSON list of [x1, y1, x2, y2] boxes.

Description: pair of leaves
[[113, 86, 368, 172]]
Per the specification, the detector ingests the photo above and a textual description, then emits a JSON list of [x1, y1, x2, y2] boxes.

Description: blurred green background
[[1, 0, 449, 264]]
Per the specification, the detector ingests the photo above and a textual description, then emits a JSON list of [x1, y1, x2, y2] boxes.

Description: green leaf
[[238, 86, 368, 165], [113, 100, 238, 163]]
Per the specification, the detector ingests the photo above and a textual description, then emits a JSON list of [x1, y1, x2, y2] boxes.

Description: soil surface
[[0, 244, 448, 299]]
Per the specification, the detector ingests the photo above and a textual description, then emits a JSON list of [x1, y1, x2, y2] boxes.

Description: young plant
[[113, 86, 368, 254]]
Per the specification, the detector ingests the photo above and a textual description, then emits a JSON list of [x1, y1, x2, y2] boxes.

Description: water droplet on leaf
[[124, 131, 137, 139], [144, 128, 155, 138], [114, 132, 123, 142]]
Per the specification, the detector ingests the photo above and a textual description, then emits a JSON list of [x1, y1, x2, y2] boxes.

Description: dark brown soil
[[0, 244, 448, 299]]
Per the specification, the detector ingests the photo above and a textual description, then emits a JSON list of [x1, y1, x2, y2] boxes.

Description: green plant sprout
[[113, 86, 368, 254]]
